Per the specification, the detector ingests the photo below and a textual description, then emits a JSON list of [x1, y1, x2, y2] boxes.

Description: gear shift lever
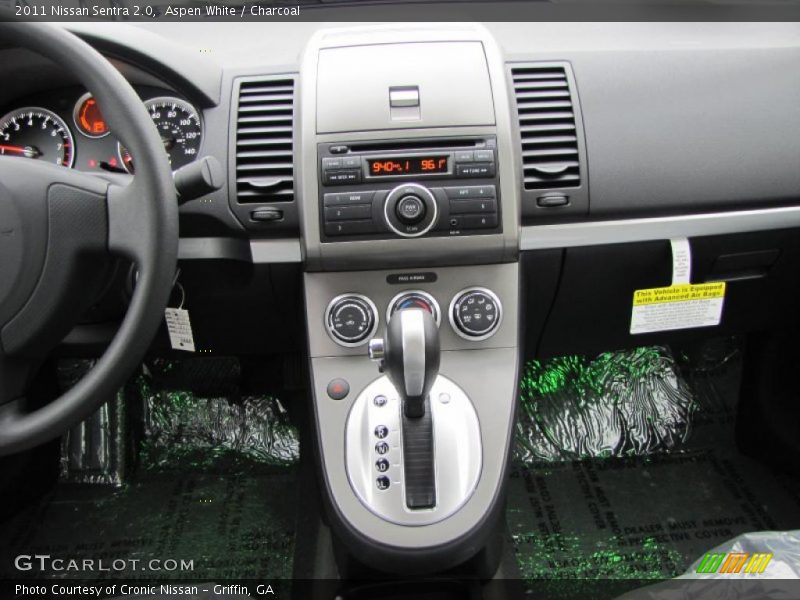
[[369, 308, 440, 418], [369, 307, 440, 509]]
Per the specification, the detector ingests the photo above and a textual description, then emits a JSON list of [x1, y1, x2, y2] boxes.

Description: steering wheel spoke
[[0, 350, 32, 408]]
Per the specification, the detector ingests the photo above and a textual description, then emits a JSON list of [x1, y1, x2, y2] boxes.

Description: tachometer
[[119, 96, 202, 173], [0, 107, 75, 167]]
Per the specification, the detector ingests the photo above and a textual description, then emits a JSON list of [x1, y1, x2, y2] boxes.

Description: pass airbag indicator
[[630, 282, 726, 335]]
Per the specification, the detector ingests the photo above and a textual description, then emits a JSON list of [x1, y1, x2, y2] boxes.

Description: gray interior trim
[[249, 238, 303, 263], [520, 206, 800, 251]]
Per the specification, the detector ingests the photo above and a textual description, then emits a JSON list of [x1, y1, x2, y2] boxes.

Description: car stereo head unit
[[318, 137, 501, 241]]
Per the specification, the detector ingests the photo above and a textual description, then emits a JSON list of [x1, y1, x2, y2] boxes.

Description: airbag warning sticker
[[630, 282, 726, 335]]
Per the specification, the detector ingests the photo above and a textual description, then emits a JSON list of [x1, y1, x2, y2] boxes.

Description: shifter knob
[[370, 308, 440, 419]]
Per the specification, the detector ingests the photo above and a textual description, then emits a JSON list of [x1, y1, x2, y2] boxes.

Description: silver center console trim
[[345, 374, 482, 526]]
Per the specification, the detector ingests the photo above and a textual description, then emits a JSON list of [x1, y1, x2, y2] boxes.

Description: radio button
[[342, 156, 361, 169], [324, 170, 362, 185], [456, 163, 495, 178], [449, 199, 496, 214], [324, 191, 375, 206], [324, 220, 376, 236], [322, 157, 343, 170], [460, 214, 498, 229], [325, 205, 372, 221], [444, 185, 496, 199], [454, 150, 474, 163], [474, 149, 494, 162]]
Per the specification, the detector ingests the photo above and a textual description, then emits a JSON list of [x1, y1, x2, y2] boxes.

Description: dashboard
[[2, 15, 800, 574], [0, 20, 799, 357], [0, 86, 203, 174]]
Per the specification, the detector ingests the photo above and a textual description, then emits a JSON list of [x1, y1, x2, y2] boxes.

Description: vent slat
[[239, 93, 294, 104], [519, 111, 575, 122], [521, 134, 578, 145], [236, 138, 293, 148], [235, 77, 295, 204], [513, 73, 567, 82], [515, 90, 572, 101], [519, 123, 577, 134], [236, 162, 294, 172], [237, 125, 293, 135], [240, 85, 294, 95], [512, 65, 581, 191], [522, 148, 579, 158], [237, 115, 294, 124], [513, 81, 569, 91]]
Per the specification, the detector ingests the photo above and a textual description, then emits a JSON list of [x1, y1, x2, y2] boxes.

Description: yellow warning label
[[633, 282, 726, 306]]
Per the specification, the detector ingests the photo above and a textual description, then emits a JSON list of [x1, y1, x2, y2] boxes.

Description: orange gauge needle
[[0, 145, 40, 158]]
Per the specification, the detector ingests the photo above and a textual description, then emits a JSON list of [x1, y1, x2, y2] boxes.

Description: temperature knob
[[386, 290, 441, 326], [449, 287, 503, 341], [326, 294, 379, 347]]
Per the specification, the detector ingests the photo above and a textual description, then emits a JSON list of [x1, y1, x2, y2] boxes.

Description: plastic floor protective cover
[[4, 345, 800, 599], [508, 341, 800, 599], [0, 361, 300, 585]]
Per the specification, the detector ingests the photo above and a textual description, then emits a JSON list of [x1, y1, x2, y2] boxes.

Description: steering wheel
[[0, 23, 178, 455]]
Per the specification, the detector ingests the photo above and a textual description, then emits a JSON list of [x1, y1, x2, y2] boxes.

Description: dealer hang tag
[[631, 238, 725, 334], [165, 307, 196, 352], [670, 237, 691, 285]]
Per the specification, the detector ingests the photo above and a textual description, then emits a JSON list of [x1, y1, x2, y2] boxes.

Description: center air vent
[[234, 76, 295, 203], [511, 64, 582, 191]]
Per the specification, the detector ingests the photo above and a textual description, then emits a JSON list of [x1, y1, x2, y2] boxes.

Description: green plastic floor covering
[[508, 344, 800, 599]]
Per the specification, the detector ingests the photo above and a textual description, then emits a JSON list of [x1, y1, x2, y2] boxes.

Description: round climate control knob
[[386, 290, 441, 326], [325, 294, 379, 347], [449, 287, 503, 341]]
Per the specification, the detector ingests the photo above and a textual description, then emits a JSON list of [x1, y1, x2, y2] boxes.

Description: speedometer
[[0, 107, 75, 167], [119, 96, 202, 173]]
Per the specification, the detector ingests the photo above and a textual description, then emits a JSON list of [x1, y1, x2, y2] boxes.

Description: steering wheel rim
[[0, 23, 178, 455]]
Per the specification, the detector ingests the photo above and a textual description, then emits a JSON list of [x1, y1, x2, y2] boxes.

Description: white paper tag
[[670, 237, 691, 285], [164, 308, 196, 352]]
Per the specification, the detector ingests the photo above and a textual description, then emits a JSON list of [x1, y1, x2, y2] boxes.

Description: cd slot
[[348, 138, 481, 153]]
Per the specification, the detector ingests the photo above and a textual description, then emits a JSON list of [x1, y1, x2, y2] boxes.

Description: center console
[[298, 24, 521, 574]]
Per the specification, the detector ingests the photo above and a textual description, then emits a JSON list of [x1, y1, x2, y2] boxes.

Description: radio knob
[[396, 195, 427, 225], [383, 183, 438, 238]]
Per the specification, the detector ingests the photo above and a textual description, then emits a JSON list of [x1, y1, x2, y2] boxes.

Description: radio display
[[368, 155, 449, 177]]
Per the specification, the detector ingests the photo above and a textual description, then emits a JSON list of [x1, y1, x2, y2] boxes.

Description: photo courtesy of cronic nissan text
[[1, 2, 800, 599]]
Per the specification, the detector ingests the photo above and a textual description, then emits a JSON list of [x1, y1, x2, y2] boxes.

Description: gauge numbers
[[119, 96, 202, 173], [0, 107, 75, 167]]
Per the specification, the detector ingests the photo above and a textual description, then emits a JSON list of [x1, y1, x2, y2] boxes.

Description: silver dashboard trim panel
[[249, 238, 303, 263], [520, 206, 800, 251]]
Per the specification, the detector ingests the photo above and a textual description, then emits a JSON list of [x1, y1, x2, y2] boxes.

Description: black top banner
[[2, 0, 800, 23]]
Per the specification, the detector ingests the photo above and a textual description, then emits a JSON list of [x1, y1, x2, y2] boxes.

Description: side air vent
[[511, 65, 582, 190], [234, 76, 295, 203]]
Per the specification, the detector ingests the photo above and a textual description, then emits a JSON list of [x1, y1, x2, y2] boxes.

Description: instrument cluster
[[0, 85, 203, 175]]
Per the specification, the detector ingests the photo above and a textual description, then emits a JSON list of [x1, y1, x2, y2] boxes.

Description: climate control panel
[[324, 287, 501, 348]]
